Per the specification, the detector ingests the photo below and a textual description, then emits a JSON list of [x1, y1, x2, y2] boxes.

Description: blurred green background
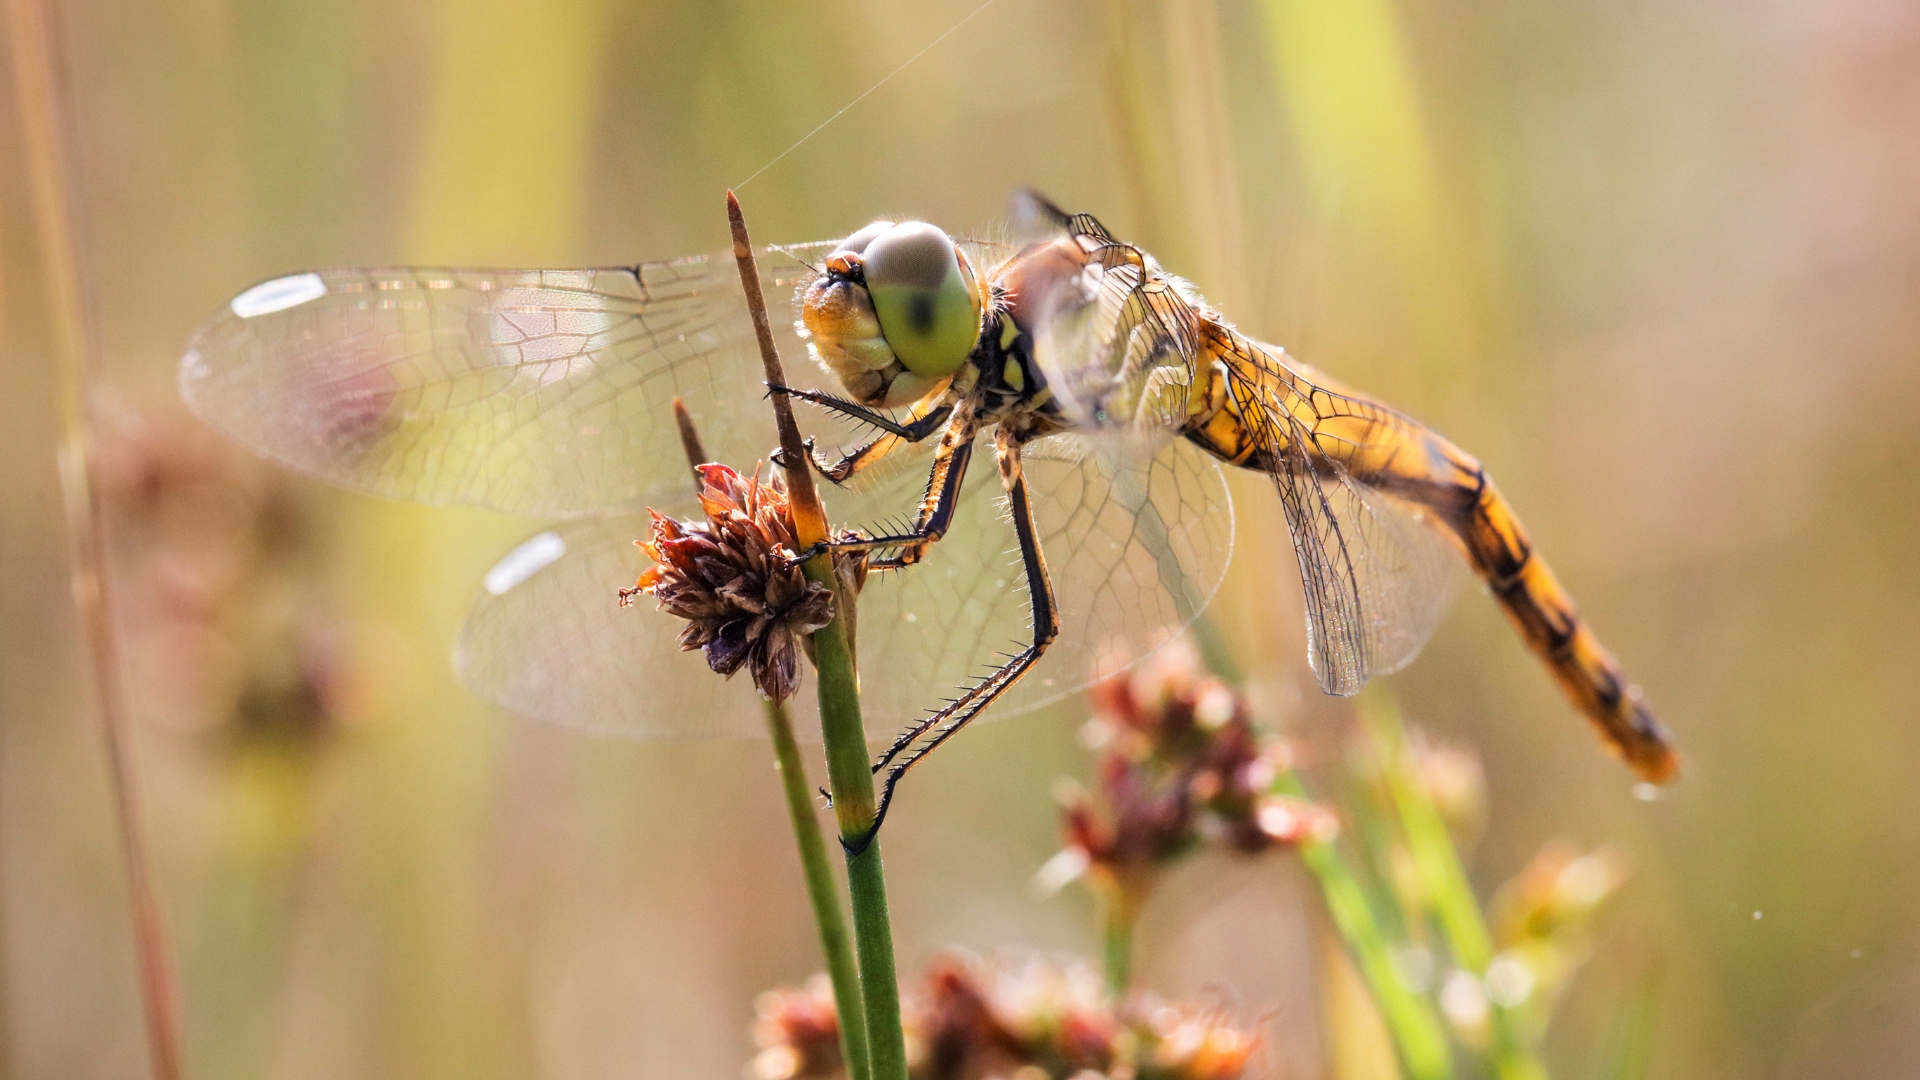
[[4, 0, 1918, 1077]]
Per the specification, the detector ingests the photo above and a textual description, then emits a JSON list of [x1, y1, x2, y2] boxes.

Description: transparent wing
[[179, 244, 838, 517], [1017, 198, 1462, 697], [454, 509, 771, 739], [1019, 201, 1202, 438], [455, 434, 1233, 739], [451, 461, 943, 740], [851, 432, 1232, 731], [1272, 457, 1463, 695], [1234, 357, 1464, 696]]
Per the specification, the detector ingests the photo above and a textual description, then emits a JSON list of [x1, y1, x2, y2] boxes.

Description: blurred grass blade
[[1259, 0, 1479, 386], [1357, 687, 1494, 967], [1358, 685, 1547, 1080], [1590, 971, 1659, 1080], [5, 0, 185, 1076], [1161, 0, 1247, 314], [1276, 774, 1453, 1080]]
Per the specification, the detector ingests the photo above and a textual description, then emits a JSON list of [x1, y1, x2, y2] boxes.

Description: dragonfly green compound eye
[[861, 222, 981, 379], [834, 219, 895, 256]]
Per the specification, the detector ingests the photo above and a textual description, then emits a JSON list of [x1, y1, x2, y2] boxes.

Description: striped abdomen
[[1184, 325, 1679, 783], [1449, 468, 1679, 782]]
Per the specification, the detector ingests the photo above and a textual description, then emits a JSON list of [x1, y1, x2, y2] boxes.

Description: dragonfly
[[179, 192, 1677, 840], [176, 201, 1233, 756]]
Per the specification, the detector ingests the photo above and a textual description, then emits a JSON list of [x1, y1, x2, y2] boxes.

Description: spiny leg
[[767, 383, 952, 482], [792, 409, 981, 571], [768, 383, 951, 439], [842, 430, 1061, 854]]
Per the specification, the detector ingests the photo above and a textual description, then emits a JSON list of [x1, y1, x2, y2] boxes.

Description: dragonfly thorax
[[799, 221, 985, 409]]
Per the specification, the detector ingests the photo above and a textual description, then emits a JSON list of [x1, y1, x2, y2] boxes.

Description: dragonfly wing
[[843, 432, 1233, 729], [1014, 201, 1461, 699], [1268, 423, 1464, 697], [451, 450, 966, 740], [1015, 199, 1203, 441], [1018, 432, 1234, 706], [456, 434, 1233, 741], [179, 245, 837, 517], [455, 507, 776, 739]]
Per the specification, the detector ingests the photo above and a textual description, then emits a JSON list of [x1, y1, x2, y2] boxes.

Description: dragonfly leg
[[807, 430, 914, 485], [767, 383, 953, 481], [788, 412, 979, 569], [768, 383, 951, 440], [843, 430, 1059, 855]]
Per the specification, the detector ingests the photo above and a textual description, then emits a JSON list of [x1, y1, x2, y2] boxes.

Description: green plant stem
[[728, 191, 907, 1080], [1276, 774, 1453, 1080], [806, 584, 908, 1080], [1098, 882, 1137, 998], [675, 393, 872, 1080], [1357, 685, 1546, 1080], [763, 699, 872, 1080]]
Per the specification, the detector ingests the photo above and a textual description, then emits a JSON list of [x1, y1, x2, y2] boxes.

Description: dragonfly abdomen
[[1457, 473, 1680, 783], [1385, 427, 1679, 784], [1181, 322, 1679, 783]]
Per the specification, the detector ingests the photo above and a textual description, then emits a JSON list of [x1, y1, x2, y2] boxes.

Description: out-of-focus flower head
[[1140, 1002, 1259, 1080], [626, 463, 864, 703], [914, 954, 1116, 1078], [1346, 724, 1486, 844], [1406, 729, 1487, 842], [750, 975, 844, 1080], [1492, 841, 1629, 950], [1051, 639, 1333, 898], [96, 398, 349, 742], [1479, 842, 1631, 1017], [751, 954, 1260, 1080]]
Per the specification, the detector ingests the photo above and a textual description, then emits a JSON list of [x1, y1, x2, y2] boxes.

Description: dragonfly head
[[801, 220, 983, 408]]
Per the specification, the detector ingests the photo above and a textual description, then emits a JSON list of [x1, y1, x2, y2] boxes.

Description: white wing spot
[[230, 272, 327, 318], [484, 531, 567, 595]]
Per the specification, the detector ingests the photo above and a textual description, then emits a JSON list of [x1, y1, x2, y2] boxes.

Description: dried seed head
[[915, 954, 1118, 1077], [624, 463, 852, 703], [750, 975, 843, 1080], [97, 398, 350, 742], [754, 954, 1259, 1080], [1058, 639, 1326, 897]]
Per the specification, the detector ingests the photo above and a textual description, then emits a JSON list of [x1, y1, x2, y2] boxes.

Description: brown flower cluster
[[625, 463, 862, 703], [750, 954, 1258, 1080], [96, 399, 349, 742], [751, 976, 846, 1080], [1050, 641, 1334, 897]]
